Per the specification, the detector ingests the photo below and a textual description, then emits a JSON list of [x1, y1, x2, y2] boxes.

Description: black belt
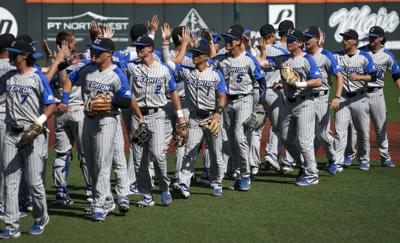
[[367, 87, 382, 93], [313, 90, 329, 97], [10, 123, 24, 133], [140, 107, 160, 115], [343, 90, 366, 98], [287, 94, 313, 103], [191, 110, 213, 119], [228, 94, 249, 100]]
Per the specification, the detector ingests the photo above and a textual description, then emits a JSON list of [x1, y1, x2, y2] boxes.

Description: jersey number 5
[[236, 73, 244, 83]]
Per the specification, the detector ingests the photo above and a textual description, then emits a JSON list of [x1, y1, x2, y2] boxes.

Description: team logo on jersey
[[179, 8, 208, 36], [268, 4, 296, 29], [0, 7, 18, 36]]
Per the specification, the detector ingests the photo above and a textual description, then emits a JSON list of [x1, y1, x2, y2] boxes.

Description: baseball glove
[[243, 107, 266, 130], [16, 122, 43, 149], [173, 123, 189, 147], [84, 93, 112, 117], [131, 123, 152, 146], [280, 66, 300, 87], [199, 117, 220, 136]]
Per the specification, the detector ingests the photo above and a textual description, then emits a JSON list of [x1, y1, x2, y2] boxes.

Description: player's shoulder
[[358, 50, 373, 61], [383, 48, 397, 61], [303, 53, 317, 64], [333, 50, 345, 56], [112, 65, 128, 80], [0, 69, 17, 81], [321, 48, 334, 57], [33, 68, 48, 83], [271, 44, 289, 55]]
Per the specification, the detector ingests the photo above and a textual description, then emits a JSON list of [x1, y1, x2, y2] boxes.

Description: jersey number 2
[[155, 84, 162, 94]]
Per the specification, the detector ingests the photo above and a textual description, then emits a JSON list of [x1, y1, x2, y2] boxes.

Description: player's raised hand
[[148, 15, 159, 35], [42, 39, 53, 58], [103, 25, 114, 39], [54, 40, 69, 64], [243, 33, 252, 51], [256, 38, 267, 58], [161, 22, 172, 41], [202, 28, 213, 42], [68, 52, 84, 65], [179, 27, 191, 46], [90, 20, 102, 39], [189, 30, 198, 47]]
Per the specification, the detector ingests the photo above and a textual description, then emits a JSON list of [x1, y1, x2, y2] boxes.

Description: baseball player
[[358, 26, 399, 167], [126, 36, 186, 206], [62, 38, 137, 221], [275, 20, 295, 52], [0, 33, 16, 221], [303, 26, 344, 175], [0, 38, 58, 238], [214, 25, 266, 191], [333, 29, 376, 171], [265, 29, 322, 186]]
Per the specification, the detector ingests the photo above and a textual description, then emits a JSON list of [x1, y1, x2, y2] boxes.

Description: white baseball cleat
[[265, 155, 280, 171]]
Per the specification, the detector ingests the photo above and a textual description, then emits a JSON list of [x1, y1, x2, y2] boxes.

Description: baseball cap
[[368, 26, 385, 37], [88, 38, 116, 52], [0, 33, 15, 50], [7, 39, 43, 59], [278, 20, 294, 33], [221, 25, 244, 41], [133, 36, 154, 48], [304, 26, 320, 39], [339, 29, 358, 40], [287, 29, 305, 42], [130, 23, 148, 41], [259, 24, 275, 38], [189, 43, 210, 55], [16, 34, 38, 45]]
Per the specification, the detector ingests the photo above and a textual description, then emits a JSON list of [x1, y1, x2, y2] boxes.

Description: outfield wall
[[0, 0, 399, 55]]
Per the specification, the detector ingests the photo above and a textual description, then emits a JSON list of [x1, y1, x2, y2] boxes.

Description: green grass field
[[4, 151, 400, 243]]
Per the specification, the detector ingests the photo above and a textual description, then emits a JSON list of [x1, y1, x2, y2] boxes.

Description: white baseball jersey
[[334, 50, 376, 93], [308, 48, 343, 91], [0, 68, 55, 126], [359, 45, 400, 87], [68, 63, 132, 115], [174, 64, 228, 111], [126, 60, 176, 108], [0, 59, 16, 115]]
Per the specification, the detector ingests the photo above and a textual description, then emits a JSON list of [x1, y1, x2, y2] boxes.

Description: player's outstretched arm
[[130, 97, 145, 124], [170, 90, 186, 125], [45, 40, 69, 82], [330, 72, 344, 110]]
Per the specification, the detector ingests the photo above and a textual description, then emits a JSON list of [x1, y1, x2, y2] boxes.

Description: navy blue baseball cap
[[16, 34, 38, 45], [7, 38, 43, 59], [189, 43, 210, 55], [133, 36, 154, 48], [339, 29, 358, 40], [368, 26, 385, 37], [304, 26, 320, 39], [287, 29, 305, 42], [88, 38, 115, 52], [0, 33, 15, 49], [222, 25, 244, 41]]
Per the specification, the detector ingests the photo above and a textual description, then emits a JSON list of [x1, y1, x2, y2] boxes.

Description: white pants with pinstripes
[[224, 95, 253, 178], [179, 112, 224, 188], [0, 114, 5, 213], [134, 109, 170, 197], [314, 94, 336, 162], [3, 129, 48, 231], [281, 97, 319, 177], [82, 116, 117, 213], [334, 93, 370, 165]]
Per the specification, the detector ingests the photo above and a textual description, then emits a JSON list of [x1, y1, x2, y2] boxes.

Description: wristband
[[295, 82, 308, 88], [214, 106, 224, 115], [334, 96, 341, 99], [61, 92, 70, 104], [36, 114, 47, 126], [177, 109, 184, 118]]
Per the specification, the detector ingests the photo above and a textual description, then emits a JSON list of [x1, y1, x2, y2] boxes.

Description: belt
[[287, 94, 313, 103], [313, 90, 329, 97], [84, 111, 115, 118], [191, 110, 213, 119], [228, 94, 249, 100], [343, 90, 366, 98], [140, 107, 160, 116], [7, 123, 45, 134], [367, 87, 382, 93]]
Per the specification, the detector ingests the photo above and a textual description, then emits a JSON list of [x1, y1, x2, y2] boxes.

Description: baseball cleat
[[128, 184, 141, 196], [238, 176, 251, 191], [117, 198, 130, 214], [265, 155, 280, 171], [337, 165, 344, 173], [171, 178, 179, 187], [212, 185, 223, 196], [343, 156, 353, 167], [383, 159, 395, 168], [174, 184, 191, 199], [359, 162, 370, 171], [56, 193, 74, 205], [161, 191, 172, 205], [296, 176, 319, 186], [92, 212, 106, 222], [84, 204, 95, 214], [0, 229, 21, 239], [136, 196, 155, 207], [327, 161, 338, 175], [19, 211, 28, 218], [250, 166, 259, 176], [28, 216, 49, 235], [280, 163, 294, 173]]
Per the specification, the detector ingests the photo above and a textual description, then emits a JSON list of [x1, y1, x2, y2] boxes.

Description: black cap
[[0, 33, 15, 49], [259, 24, 275, 37], [222, 25, 244, 40], [7, 39, 43, 59], [130, 24, 148, 41], [88, 38, 115, 52], [339, 29, 358, 40], [133, 36, 154, 48], [189, 43, 210, 55], [304, 26, 320, 39], [278, 20, 294, 33], [16, 34, 38, 45], [287, 29, 305, 42], [368, 26, 385, 37]]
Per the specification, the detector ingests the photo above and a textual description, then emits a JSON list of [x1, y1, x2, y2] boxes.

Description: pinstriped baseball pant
[[3, 130, 48, 231], [314, 94, 336, 162], [224, 95, 253, 177], [334, 93, 370, 165], [281, 97, 319, 177], [134, 110, 170, 197], [179, 113, 224, 188], [82, 116, 117, 212], [0, 114, 5, 213]]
